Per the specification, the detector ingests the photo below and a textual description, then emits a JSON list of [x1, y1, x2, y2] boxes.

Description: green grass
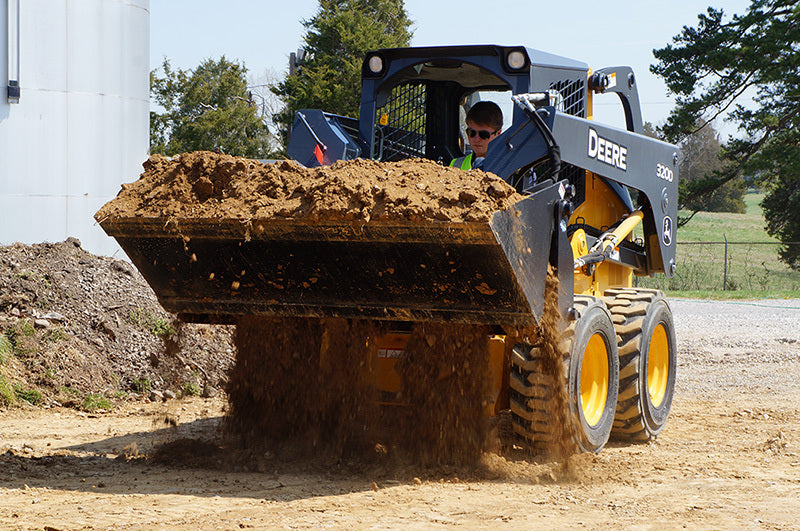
[[0, 334, 12, 364], [132, 377, 152, 395], [182, 381, 202, 397], [0, 376, 15, 406], [635, 191, 800, 297], [42, 327, 68, 343], [128, 309, 176, 338], [82, 393, 112, 411], [14, 384, 42, 406]]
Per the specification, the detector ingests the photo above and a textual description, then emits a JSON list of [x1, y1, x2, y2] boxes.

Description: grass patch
[[42, 327, 68, 343], [4, 321, 38, 358], [82, 393, 112, 411], [132, 377, 152, 395], [14, 384, 42, 406], [128, 308, 176, 338], [0, 376, 15, 406], [634, 191, 800, 294], [0, 334, 12, 364], [182, 381, 202, 397], [59, 385, 80, 398]]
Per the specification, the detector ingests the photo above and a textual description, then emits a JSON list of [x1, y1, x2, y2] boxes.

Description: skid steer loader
[[100, 45, 679, 453]]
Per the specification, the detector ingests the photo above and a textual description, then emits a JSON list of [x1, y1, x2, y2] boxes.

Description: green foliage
[[182, 381, 202, 397], [42, 327, 68, 343], [132, 377, 152, 395], [6, 321, 37, 357], [8, 320, 35, 339], [272, 0, 413, 148], [128, 308, 176, 338], [59, 385, 80, 398], [760, 149, 800, 270], [83, 393, 112, 411], [0, 376, 15, 405], [651, 0, 800, 268], [182, 370, 202, 397], [678, 121, 745, 215], [0, 334, 12, 364], [14, 384, 42, 406], [151, 57, 272, 157]]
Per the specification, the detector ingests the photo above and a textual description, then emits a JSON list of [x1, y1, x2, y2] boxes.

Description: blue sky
[[150, 0, 752, 131]]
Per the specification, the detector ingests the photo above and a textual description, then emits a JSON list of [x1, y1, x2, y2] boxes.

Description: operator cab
[[288, 44, 636, 209]]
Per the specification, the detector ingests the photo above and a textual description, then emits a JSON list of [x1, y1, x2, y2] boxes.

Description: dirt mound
[[0, 239, 234, 408], [95, 151, 524, 223]]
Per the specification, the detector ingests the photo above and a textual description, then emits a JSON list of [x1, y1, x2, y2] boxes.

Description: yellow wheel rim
[[648, 323, 669, 407], [580, 333, 609, 427]]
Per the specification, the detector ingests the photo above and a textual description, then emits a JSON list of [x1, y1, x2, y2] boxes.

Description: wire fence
[[635, 241, 800, 292]]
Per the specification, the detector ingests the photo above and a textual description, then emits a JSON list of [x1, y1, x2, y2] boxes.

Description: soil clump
[[95, 151, 524, 223]]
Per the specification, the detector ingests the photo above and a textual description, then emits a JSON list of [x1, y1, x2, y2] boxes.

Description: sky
[[150, 0, 752, 132]]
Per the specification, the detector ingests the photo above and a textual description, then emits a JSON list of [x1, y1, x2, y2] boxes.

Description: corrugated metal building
[[0, 0, 150, 257]]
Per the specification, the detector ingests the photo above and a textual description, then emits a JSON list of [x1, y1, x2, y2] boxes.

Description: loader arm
[[550, 111, 678, 277]]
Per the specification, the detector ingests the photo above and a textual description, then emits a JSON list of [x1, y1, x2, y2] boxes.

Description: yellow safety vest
[[449, 153, 473, 170]]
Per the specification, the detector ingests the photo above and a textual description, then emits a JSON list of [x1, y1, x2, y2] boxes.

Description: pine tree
[[651, 0, 800, 268], [150, 57, 273, 158], [272, 0, 413, 150]]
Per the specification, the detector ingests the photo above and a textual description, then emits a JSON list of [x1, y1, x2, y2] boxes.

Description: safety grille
[[549, 79, 585, 117], [373, 82, 427, 161]]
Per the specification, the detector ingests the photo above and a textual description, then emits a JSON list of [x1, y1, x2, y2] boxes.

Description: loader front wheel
[[510, 296, 619, 454], [605, 288, 677, 440], [567, 297, 620, 452]]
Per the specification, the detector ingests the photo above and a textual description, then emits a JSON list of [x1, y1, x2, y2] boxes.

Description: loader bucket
[[100, 179, 563, 327]]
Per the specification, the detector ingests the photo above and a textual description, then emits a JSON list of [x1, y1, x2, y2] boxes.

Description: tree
[[651, 0, 800, 268], [678, 121, 745, 214], [272, 0, 413, 149], [150, 57, 273, 158]]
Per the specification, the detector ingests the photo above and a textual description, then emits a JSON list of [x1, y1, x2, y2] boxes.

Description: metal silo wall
[[0, 0, 150, 257]]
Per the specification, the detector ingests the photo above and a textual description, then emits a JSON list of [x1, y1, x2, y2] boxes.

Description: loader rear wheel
[[605, 288, 677, 440], [510, 296, 619, 454]]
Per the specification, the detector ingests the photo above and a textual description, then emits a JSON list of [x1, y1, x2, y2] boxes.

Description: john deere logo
[[663, 216, 673, 246]]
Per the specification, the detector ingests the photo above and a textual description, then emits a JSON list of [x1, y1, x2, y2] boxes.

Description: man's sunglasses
[[466, 127, 499, 140]]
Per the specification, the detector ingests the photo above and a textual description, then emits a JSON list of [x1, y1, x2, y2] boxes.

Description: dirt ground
[[1, 298, 798, 530]]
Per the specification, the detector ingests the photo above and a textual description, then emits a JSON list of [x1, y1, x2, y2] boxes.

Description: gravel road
[[672, 298, 800, 400]]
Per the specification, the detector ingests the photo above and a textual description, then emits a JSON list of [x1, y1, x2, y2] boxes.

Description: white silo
[[0, 0, 150, 257]]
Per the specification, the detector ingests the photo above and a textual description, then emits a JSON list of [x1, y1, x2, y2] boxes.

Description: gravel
[[671, 298, 800, 400]]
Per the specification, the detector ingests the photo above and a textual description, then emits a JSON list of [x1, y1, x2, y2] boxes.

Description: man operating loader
[[450, 101, 503, 170]]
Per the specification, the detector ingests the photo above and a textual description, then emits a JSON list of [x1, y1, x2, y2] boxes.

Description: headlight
[[507, 50, 527, 70], [368, 55, 384, 74]]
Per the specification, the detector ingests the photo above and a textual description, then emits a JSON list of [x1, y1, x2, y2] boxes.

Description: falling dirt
[[226, 316, 381, 458], [226, 317, 496, 469], [95, 151, 525, 224], [538, 268, 574, 464]]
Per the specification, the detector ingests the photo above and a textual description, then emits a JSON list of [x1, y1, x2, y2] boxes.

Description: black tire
[[510, 296, 620, 454], [605, 288, 677, 440]]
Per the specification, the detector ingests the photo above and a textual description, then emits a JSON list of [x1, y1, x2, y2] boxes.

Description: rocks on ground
[[0, 238, 234, 409]]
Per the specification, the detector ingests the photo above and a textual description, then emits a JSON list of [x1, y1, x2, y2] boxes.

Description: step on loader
[[99, 45, 679, 455]]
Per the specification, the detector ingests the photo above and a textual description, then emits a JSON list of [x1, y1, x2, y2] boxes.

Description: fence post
[[723, 234, 728, 291]]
